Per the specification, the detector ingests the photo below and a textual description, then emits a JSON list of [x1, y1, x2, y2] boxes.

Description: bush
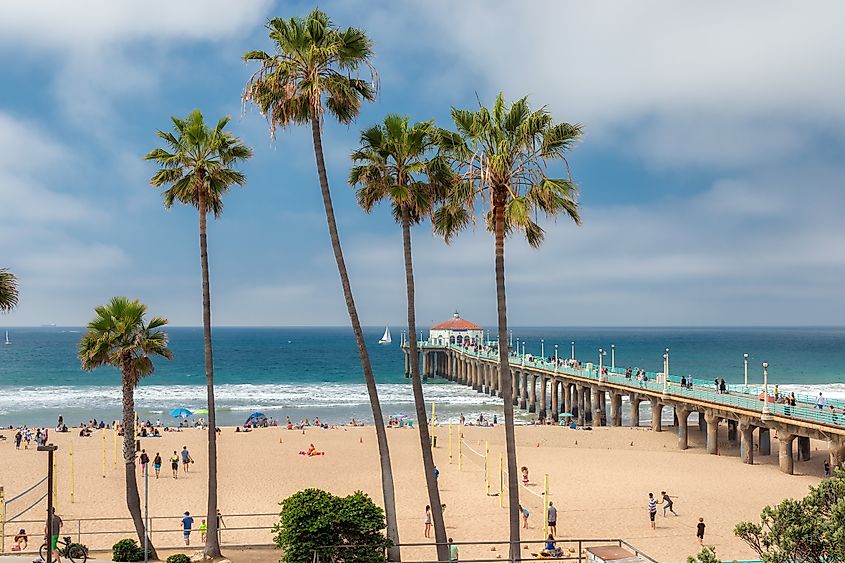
[[166, 555, 191, 563], [111, 538, 145, 562], [273, 488, 390, 563]]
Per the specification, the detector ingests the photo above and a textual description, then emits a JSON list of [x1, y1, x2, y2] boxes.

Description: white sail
[[379, 326, 392, 344], [4, 330, 9, 345]]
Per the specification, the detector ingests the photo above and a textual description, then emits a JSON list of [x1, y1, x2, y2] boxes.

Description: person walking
[[448, 537, 458, 562], [661, 491, 677, 516], [424, 505, 432, 538], [181, 511, 194, 545], [45, 508, 63, 563], [170, 451, 179, 479], [153, 452, 162, 479], [547, 501, 557, 536], [199, 519, 207, 543], [696, 517, 706, 545], [139, 449, 149, 475], [817, 392, 826, 411], [647, 493, 657, 529], [14, 429, 21, 449], [824, 459, 831, 478], [181, 446, 192, 473], [216, 509, 226, 544]]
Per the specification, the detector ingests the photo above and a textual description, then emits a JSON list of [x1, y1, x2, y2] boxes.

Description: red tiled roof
[[431, 313, 482, 331]]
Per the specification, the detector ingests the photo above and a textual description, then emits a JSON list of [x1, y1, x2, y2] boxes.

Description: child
[[521, 466, 529, 486], [424, 505, 432, 538], [697, 517, 706, 545], [199, 519, 208, 543]]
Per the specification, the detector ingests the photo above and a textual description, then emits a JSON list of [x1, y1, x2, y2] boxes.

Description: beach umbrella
[[246, 411, 266, 420], [169, 407, 192, 418]]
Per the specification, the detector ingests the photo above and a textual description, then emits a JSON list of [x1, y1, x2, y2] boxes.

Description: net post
[[499, 453, 504, 508], [485, 441, 490, 495], [70, 441, 75, 503], [0, 486, 6, 552], [101, 432, 106, 478], [458, 429, 463, 470], [114, 425, 118, 469], [431, 402, 436, 447], [543, 474, 549, 538], [449, 422, 453, 464]]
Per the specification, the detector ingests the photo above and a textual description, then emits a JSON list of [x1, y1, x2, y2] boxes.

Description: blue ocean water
[[0, 326, 843, 427]]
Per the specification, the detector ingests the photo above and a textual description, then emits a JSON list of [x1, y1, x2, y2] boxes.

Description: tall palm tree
[[145, 110, 252, 558], [243, 11, 401, 558], [78, 297, 173, 559], [0, 269, 18, 312], [434, 93, 582, 562], [351, 115, 451, 561]]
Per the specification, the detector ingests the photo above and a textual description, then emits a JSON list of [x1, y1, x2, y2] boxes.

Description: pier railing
[[415, 341, 845, 429]]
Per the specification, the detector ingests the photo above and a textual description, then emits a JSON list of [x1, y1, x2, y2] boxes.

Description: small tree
[[686, 546, 736, 563], [734, 467, 845, 562], [274, 489, 390, 563]]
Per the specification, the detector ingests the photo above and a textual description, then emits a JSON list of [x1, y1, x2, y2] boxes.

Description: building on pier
[[429, 312, 483, 346]]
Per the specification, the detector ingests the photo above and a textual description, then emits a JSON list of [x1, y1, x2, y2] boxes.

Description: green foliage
[[686, 546, 737, 563], [111, 538, 145, 562], [0, 268, 18, 312], [273, 488, 390, 563], [145, 109, 253, 218], [243, 8, 377, 133], [166, 554, 191, 563], [734, 466, 845, 562], [78, 296, 173, 387]]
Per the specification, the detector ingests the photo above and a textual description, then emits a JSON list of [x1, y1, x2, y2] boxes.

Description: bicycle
[[40, 535, 88, 562]]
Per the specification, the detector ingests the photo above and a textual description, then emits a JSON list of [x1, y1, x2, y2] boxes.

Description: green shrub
[[273, 488, 390, 563], [111, 538, 145, 562], [166, 555, 191, 563]]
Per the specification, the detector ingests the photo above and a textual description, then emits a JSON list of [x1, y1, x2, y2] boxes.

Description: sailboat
[[4, 330, 9, 345], [378, 326, 392, 345]]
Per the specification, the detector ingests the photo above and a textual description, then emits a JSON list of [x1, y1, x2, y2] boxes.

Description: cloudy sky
[[2, 0, 844, 327]]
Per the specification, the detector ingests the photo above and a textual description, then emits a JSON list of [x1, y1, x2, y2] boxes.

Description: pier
[[401, 337, 845, 475]]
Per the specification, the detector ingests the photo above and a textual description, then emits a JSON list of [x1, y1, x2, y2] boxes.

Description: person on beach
[[153, 453, 162, 479], [714, 378, 719, 393], [199, 519, 207, 543], [139, 449, 149, 474], [459, 413, 465, 426], [14, 429, 21, 449], [719, 379, 727, 394], [521, 466, 529, 485], [13, 528, 27, 551], [696, 517, 706, 544], [547, 502, 557, 536], [647, 493, 657, 529], [181, 446, 192, 473], [216, 509, 226, 542], [46, 508, 63, 563], [542, 534, 562, 557], [434, 466, 440, 480], [824, 459, 831, 478], [424, 505, 432, 538], [448, 537, 458, 562], [519, 504, 529, 528], [170, 451, 179, 479], [181, 511, 194, 545], [817, 392, 825, 410], [661, 491, 677, 516]]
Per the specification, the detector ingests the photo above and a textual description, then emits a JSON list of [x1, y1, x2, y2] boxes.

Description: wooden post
[[0, 486, 6, 552], [499, 452, 504, 508], [485, 441, 490, 496], [70, 441, 75, 503], [102, 432, 106, 478], [448, 422, 453, 464], [458, 429, 463, 470], [543, 474, 549, 537]]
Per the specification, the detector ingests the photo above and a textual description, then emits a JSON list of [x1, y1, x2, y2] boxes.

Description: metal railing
[[430, 341, 845, 430]]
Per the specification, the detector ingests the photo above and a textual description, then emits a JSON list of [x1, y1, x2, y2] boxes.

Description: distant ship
[[378, 326, 392, 345]]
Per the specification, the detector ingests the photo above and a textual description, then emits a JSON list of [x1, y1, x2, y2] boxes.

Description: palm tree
[[434, 93, 582, 562], [0, 269, 18, 312], [78, 297, 173, 559], [145, 110, 252, 558], [243, 11, 401, 558], [351, 115, 451, 562]]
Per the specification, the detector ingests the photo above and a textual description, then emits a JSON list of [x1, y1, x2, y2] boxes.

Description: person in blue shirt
[[541, 534, 562, 557], [434, 466, 439, 479], [181, 511, 194, 545]]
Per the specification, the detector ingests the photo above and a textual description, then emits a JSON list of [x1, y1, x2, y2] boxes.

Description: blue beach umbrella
[[170, 407, 192, 418], [245, 412, 266, 424]]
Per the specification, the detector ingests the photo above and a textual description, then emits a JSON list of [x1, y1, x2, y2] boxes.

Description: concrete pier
[[402, 342, 845, 476]]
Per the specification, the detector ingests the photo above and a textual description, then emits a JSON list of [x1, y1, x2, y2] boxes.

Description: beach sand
[[0, 423, 826, 562]]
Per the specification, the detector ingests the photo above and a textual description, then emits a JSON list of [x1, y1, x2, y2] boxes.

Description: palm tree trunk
[[121, 362, 156, 559], [402, 210, 449, 562], [310, 115, 401, 560], [493, 189, 521, 562], [198, 188, 222, 558]]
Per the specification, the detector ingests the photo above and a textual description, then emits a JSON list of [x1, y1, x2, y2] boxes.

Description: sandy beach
[[0, 422, 826, 562]]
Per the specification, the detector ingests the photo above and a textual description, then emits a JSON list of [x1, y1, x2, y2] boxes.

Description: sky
[[2, 0, 845, 328]]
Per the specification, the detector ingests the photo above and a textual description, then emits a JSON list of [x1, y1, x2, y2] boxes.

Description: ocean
[[1, 326, 844, 427]]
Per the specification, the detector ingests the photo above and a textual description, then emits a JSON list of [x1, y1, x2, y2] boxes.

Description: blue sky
[[2, 0, 845, 327]]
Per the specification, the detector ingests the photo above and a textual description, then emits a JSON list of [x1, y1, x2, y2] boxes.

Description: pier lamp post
[[665, 348, 670, 376], [516, 338, 520, 357], [611, 344, 616, 370], [509, 330, 513, 348], [522, 342, 526, 366], [743, 353, 748, 388], [554, 344, 559, 372], [571, 341, 575, 362], [662, 353, 669, 395], [38, 443, 58, 563], [761, 362, 772, 420], [598, 348, 605, 381], [419, 330, 423, 345], [541, 339, 545, 359]]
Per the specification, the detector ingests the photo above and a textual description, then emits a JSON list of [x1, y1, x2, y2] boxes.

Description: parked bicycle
[[40, 535, 88, 562]]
